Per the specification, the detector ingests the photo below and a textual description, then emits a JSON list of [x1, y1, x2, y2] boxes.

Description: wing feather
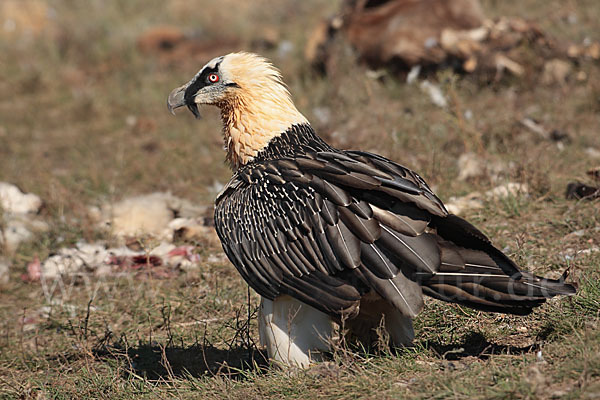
[[214, 147, 574, 320]]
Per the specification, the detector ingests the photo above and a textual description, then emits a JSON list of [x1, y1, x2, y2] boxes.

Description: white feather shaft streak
[[370, 243, 395, 277], [419, 272, 507, 277], [389, 278, 418, 317], [464, 263, 502, 270], [381, 225, 433, 272]]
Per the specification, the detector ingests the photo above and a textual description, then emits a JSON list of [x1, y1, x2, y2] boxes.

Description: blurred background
[[1, 0, 599, 398]]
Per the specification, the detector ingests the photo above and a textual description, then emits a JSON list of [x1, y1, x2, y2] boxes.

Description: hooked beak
[[167, 84, 201, 119]]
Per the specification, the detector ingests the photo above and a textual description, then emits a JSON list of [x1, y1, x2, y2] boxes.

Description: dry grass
[[1, 0, 600, 398]]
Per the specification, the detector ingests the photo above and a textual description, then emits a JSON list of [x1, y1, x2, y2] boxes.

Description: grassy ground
[[1, 0, 600, 398]]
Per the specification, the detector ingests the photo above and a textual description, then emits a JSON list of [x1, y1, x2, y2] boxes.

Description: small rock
[[551, 389, 569, 398], [495, 54, 524, 76], [125, 115, 138, 127], [420, 81, 447, 108], [406, 65, 421, 84], [519, 118, 570, 143], [312, 107, 332, 126], [520, 118, 549, 141], [536, 350, 544, 363], [541, 59, 572, 86], [586, 147, 600, 159], [0, 182, 42, 214], [424, 37, 438, 49], [365, 69, 386, 80], [207, 253, 228, 264], [562, 229, 588, 241], [559, 246, 600, 261], [463, 57, 478, 73], [277, 40, 294, 59], [568, 229, 586, 238], [576, 71, 588, 82], [577, 247, 599, 256], [395, 378, 416, 388]]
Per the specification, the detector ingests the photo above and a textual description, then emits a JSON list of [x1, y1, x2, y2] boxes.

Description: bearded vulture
[[167, 52, 576, 368]]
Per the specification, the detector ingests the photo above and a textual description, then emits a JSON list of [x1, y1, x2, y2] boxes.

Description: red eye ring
[[208, 73, 219, 83]]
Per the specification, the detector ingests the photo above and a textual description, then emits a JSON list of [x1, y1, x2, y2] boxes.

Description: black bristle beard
[[187, 103, 201, 119]]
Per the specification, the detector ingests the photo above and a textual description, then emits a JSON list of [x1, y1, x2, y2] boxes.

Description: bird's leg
[[345, 294, 414, 349], [258, 295, 334, 368], [383, 308, 414, 347]]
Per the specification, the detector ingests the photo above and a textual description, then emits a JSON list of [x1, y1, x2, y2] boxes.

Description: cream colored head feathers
[[168, 52, 308, 169]]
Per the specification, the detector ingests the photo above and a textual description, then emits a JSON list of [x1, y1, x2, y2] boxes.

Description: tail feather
[[421, 215, 577, 315], [421, 285, 545, 315]]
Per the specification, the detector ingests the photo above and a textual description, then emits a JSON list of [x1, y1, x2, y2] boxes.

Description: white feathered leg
[[258, 295, 333, 368]]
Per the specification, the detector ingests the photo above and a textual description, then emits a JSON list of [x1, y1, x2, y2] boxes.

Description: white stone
[[420, 80, 447, 108], [0, 182, 42, 214]]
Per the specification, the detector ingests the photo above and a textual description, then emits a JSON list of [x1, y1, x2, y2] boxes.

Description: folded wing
[[215, 150, 575, 319]]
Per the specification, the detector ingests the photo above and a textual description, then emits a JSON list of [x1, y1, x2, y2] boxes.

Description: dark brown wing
[[215, 150, 575, 319], [214, 150, 445, 317]]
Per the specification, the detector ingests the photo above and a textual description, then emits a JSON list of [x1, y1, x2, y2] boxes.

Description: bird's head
[[168, 52, 307, 169]]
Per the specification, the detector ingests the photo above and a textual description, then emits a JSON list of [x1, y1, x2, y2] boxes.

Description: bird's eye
[[208, 73, 219, 83]]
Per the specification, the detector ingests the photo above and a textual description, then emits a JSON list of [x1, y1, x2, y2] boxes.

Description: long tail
[[420, 215, 576, 315]]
